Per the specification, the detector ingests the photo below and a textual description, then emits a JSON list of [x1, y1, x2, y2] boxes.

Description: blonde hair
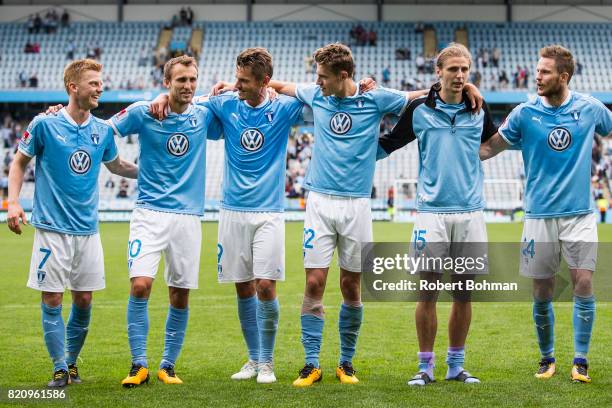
[[436, 43, 472, 69], [313, 43, 354, 77], [63, 58, 102, 93], [163, 55, 198, 82], [540, 45, 575, 83], [236, 47, 273, 81]]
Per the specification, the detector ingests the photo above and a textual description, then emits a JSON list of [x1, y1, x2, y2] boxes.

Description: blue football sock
[[127, 296, 149, 368], [533, 299, 555, 359], [573, 295, 595, 361], [65, 303, 91, 366], [417, 352, 435, 379], [446, 347, 465, 379], [237, 295, 260, 362], [301, 314, 324, 368], [338, 303, 363, 365], [160, 305, 189, 369], [41, 303, 67, 372], [257, 298, 279, 363]]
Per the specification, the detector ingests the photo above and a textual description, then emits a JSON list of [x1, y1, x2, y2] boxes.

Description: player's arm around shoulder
[[377, 95, 425, 159], [7, 151, 32, 234], [108, 101, 149, 137], [268, 80, 297, 98]]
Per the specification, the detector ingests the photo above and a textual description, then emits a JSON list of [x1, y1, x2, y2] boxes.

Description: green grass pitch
[[1, 222, 611, 407]]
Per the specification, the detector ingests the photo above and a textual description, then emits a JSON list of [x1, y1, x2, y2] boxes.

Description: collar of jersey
[[329, 83, 360, 103], [166, 103, 194, 117], [540, 91, 572, 109], [60, 107, 92, 127], [425, 82, 472, 112], [243, 94, 269, 109]]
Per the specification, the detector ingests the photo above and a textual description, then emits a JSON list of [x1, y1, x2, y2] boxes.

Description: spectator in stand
[[576, 60, 583, 75], [18, 71, 28, 88], [28, 73, 38, 88], [33, 14, 42, 34], [65, 39, 75, 60], [117, 179, 129, 198], [138, 46, 150, 67], [103, 74, 113, 91], [86, 43, 96, 59], [470, 70, 482, 88], [180, 8, 188, 25], [499, 70, 509, 89], [27, 15, 35, 34], [382, 67, 391, 86], [24, 42, 33, 53], [186, 7, 194, 25], [395, 47, 411, 61], [368, 30, 377, 46], [492, 47, 501, 67], [416, 54, 425, 74], [60, 9, 70, 28]]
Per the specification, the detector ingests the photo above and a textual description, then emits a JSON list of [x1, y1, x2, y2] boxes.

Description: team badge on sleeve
[[114, 108, 128, 122], [21, 130, 32, 145]]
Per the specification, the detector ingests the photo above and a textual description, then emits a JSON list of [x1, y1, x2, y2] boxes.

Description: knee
[[305, 275, 325, 294], [42, 292, 63, 307], [72, 292, 92, 309], [131, 279, 151, 299], [574, 275, 593, 296], [256, 280, 275, 300], [169, 288, 189, 309], [340, 275, 359, 293]]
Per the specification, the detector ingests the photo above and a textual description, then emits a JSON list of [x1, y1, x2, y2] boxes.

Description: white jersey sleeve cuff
[[18, 147, 33, 158], [497, 128, 516, 146]]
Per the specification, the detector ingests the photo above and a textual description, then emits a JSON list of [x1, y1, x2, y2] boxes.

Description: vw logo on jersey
[[330, 112, 352, 135], [69, 150, 91, 174], [547, 127, 572, 152], [166, 133, 190, 157], [240, 128, 264, 152]]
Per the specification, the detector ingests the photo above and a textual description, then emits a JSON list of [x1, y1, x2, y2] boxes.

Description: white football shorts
[[303, 191, 373, 273], [520, 212, 597, 279], [216, 208, 285, 283], [127, 208, 201, 289], [27, 228, 105, 292]]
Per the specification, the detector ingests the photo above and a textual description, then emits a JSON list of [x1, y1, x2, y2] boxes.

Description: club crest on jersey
[[330, 112, 352, 135], [265, 111, 274, 122], [241, 128, 264, 151], [21, 130, 31, 145], [572, 110, 580, 121], [69, 150, 92, 174], [189, 116, 197, 127], [547, 127, 572, 152], [356, 99, 364, 108], [91, 132, 99, 145], [167, 133, 190, 157]]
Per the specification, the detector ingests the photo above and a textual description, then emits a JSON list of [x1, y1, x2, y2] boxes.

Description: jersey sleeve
[[372, 87, 408, 116], [480, 101, 498, 142], [295, 83, 318, 107], [284, 96, 306, 125], [102, 128, 119, 163], [18, 115, 45, 157], [594, 99, 612, 136], [206, 111, 223, 141], [498, 104, 524, 146], [377, 97, 423, 155], [108, 102, 147, 137]]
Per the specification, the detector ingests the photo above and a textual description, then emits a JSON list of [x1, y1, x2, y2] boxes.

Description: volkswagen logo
[[69, 150, 91, 174], [167, 133, 190, 157], [547, 127, 572, 152], [330, 112, 352, 135], [240, 128, 264, 151]]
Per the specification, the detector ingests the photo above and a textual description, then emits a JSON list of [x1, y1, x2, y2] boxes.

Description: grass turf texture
[[1, 222, 611, 407]]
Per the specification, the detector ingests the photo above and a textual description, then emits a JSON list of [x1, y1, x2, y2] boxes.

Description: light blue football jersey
[[18, 108, 118, 234], [109, 102, 222, 216], [499, 92, 612, 218], [378, 87, 497, 213], [198, 93, 304, 212], [295, 84, 407, 197]]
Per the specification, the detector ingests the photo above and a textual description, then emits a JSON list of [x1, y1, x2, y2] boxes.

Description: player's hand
[[464, 83, 483, 112], [45, 104, 63, 115], [149, 94, 170, 120], [266, 87, 278, 101], [210, 81, 235, 96], [7, 201, 27, 235], [359, 77, 377, 94]]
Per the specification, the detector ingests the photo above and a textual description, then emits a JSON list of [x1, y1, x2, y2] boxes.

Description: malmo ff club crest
[[547, 127, 572, 151], [69, 150, 91, 174], [167, 133, 190, 157], [241, 128, 264, 151], [330, 112, 352, 135]]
